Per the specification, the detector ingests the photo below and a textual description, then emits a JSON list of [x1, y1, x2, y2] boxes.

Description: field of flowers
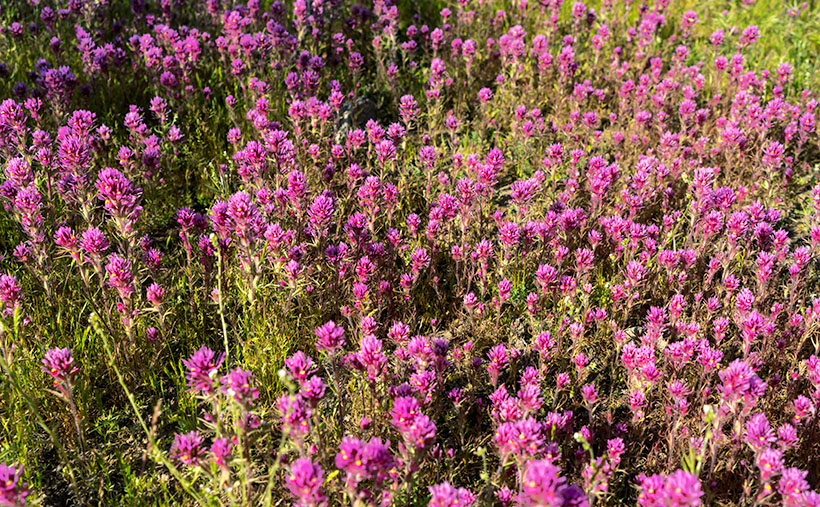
[[0, 0, 819, 504]]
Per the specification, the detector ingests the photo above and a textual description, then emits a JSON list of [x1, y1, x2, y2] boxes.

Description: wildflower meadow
[[0, 0, 819, 505]]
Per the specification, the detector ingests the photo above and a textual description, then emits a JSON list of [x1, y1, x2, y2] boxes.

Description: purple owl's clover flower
[[170, 431, 206, 467], [285, 351, 317, 384], [521, 459, 589, 506], [358, 335, 387, 382], [286, 457, 326, 507], [390, 396, 436, 450], [41, 347, 79, 389], [210, 437, 232, 470], [335, 436, 395, 491], [307, 193, 334, 239], [181, 346, 225, 395], [0, 274, 22, 316], [220, 368, 259, 407], [95, 167, 142, 235], [104, 255, 134, 300], [428, 482, 476, 506], [637, 469, 703, 506], [0, 463, 29, 505], [314, 320, 345, 354]]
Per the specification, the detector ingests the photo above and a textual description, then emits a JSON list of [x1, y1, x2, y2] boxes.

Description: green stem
[[91, 313, 210, 506]]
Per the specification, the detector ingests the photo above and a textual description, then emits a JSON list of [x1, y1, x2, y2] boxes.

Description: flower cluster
[[0, 0, 819, 504]]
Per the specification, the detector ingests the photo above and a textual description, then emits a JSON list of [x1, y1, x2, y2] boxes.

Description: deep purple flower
[[0, 274, 22, 314], [314, 320, 346, 353], [300, 375, 326, 401], [181, 346, 225, 395], [276, 393, 312, 436], [778, 468, 809, 504], [0, 463, 29, 505], [54, 226, 79, 255], [170, 431, 206, 467], [104, 255, 133, 299], [220, 368, 259, 406], [521, 459, 570, 506], [226, 191, 263, 242], [286, 457, 325, 506], [638, 469, 703, 506], [719, 359, 766, 402], [308, 193, 334, 237], [744, 413, 775, 451], [79, 227, 109, 259], [285, 351, 317, 384], [757, 448, 783, 482], [357, 335, 387, 381], [96, 167, 142, 234], [210, 437, 232, 469], [42, 348, 79, 387], [146, 283, 165, 307], [176, 207, 204, 232], [487, 344, 508, 386], [335, 435, 393, 486], [428, 482, 476, 506], [495, 417, 544, 461]]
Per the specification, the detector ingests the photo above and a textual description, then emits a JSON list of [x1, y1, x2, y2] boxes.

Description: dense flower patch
[[0, 0, 819, 504]]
